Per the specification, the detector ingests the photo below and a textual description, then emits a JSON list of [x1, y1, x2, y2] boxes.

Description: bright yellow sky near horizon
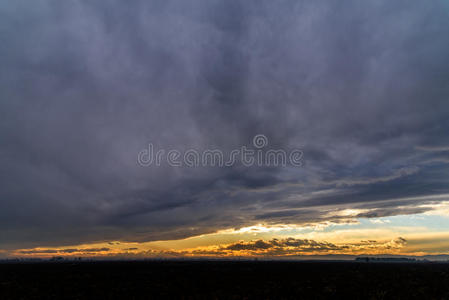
[[7, 201, 449, 259]]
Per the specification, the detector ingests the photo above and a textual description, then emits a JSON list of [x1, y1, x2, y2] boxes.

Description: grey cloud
[[356, 207, 430, 219], [1, 0, 449, 248], [226, 240, 273, 251], [416, 146, 449, 152]]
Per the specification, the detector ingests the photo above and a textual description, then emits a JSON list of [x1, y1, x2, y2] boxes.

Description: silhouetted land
[[1, 260, 449, 299]]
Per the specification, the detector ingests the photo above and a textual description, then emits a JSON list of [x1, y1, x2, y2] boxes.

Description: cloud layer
[[12, 237, 408, 258], [1, 0, 449, 249]]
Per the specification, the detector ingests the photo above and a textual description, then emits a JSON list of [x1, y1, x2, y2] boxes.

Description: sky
[[1, 0, 449, 259]]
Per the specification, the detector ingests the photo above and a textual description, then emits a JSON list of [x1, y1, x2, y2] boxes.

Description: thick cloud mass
[[1, 0, 449, 248]]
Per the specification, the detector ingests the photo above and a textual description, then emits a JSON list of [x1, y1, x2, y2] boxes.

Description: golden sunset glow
[[4, 199, 449, 260], [10, 212, 449, 259]]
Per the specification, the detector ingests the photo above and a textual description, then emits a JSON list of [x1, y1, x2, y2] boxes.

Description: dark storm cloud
[[1, 0, 449, 248]]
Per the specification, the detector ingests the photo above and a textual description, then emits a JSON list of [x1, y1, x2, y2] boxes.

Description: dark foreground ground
[[1, 261, 449, 299]]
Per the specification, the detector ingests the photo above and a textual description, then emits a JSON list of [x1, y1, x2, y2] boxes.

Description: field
[[1, 261, 449, 299]]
